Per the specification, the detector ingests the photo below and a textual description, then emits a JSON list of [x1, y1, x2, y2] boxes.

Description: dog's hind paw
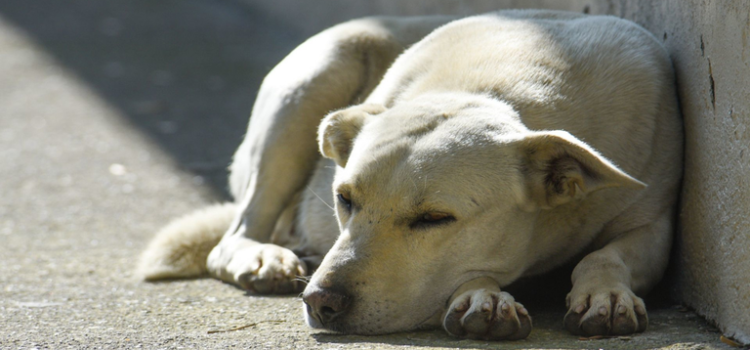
[[564, 283, 648, 336], [209, 241, 308, 294], [443, 289, 532, 340]]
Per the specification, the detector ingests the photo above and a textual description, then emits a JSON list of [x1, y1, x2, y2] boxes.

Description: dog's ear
[[318, 104, 386, 167], [519, 131, 646, 209]]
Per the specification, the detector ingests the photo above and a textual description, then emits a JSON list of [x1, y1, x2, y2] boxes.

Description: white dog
[[139, 10, 682, 340]]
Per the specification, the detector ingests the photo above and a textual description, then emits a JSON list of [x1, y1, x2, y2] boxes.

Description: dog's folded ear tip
[[318, 104, 387, 167], [603, 166, 648, 191]]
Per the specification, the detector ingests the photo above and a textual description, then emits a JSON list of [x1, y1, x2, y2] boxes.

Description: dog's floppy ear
[[519, 130, 646, 209], [318, 104, 386, 167]]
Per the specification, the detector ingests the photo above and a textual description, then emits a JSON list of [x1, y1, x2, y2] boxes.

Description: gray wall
[[245, 0, 750, 343]]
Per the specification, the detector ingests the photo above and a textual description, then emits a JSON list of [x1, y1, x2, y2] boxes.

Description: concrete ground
[[0, 1, 734, 349]]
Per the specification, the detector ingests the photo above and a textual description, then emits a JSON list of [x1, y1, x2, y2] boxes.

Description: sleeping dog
[[139, 9, 682, 340]]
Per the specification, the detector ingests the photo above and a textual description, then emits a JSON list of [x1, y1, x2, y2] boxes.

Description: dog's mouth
[[414, 307, 445, 330]]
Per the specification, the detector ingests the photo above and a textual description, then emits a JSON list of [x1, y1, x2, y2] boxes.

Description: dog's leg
[[442, 277, 533, 340], [208, 17, 453, 293], [564, 211, 673, 336]]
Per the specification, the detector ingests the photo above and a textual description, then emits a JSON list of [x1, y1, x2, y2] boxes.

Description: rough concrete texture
[[0, 0, 739, 349], [577, 0, 750, 344]]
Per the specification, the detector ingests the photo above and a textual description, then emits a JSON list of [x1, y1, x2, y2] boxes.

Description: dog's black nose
[[303, 287, 351, 324]]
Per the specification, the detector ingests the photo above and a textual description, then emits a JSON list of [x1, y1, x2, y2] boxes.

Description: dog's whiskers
[[294, 276, 311, 284], [307, 187, 335, 211]]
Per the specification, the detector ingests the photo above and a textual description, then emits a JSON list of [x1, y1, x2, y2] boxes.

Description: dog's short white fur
[[139, 10, 682, 340]]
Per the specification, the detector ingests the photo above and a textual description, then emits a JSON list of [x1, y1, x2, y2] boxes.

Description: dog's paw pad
[[565, 286, 647, 336], [443, 289, 532, 340]]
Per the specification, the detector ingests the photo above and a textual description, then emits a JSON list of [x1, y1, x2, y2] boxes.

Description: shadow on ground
[[0, 0, 305, 197]]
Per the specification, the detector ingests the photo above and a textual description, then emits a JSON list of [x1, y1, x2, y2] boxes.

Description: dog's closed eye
[[337, 192, 352, 212], [410, 212, 456, 230]]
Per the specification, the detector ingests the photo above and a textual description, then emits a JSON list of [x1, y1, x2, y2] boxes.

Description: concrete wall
[[587, 0, 750, 344], [245, 0, 750, 343]]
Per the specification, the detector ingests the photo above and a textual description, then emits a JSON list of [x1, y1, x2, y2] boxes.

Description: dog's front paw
[[443, 289, 532, 340], [209, 242, 307, 294], [564, 284, 647, 336]]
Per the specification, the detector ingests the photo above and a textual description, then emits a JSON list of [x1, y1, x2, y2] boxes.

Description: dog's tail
[[137, 202, 237, 281]]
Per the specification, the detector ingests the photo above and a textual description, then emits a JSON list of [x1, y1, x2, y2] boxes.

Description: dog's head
[[302, 93, 643, 334]]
